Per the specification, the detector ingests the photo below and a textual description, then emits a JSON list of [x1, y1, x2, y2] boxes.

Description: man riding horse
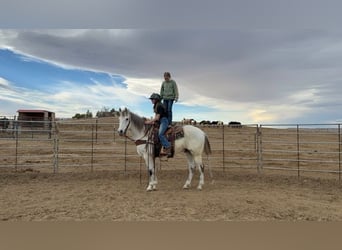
[[144, 93, 172, 157]]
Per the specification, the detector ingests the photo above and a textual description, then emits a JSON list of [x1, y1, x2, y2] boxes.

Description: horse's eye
[[126, 118, 129, 121]]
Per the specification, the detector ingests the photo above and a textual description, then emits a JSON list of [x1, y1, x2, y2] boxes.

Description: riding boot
[[160, 147, 172, 157]]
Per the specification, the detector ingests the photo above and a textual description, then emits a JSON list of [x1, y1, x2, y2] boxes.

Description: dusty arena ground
[[1, 168, 342, 221], [1, 119, 342, 222]]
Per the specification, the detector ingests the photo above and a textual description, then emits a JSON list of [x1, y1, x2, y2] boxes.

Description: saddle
[[151, 125, 184, 158]]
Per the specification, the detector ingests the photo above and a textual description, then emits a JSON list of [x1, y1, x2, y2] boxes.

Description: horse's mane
[[129, 111, 146, 131]]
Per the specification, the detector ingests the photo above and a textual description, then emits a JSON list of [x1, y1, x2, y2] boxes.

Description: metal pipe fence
[[1, 119, 342, 181], [259, 124, 342, 180]]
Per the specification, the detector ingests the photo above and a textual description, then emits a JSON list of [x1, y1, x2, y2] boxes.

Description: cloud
[[0, 77, 10, 88], [1, 29, 342, 123], [2, 0, 342, 29]]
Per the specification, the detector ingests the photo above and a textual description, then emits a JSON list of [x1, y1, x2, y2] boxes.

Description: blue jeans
[[163, 99, 174, 125], [159, 117, 171, 148]]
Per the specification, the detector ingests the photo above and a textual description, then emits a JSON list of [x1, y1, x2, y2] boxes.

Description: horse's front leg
[[144, 145, 157, 191], [147, 168, 157, 191]]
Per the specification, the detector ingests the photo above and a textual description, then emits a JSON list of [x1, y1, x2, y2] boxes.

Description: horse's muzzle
[[118, 130, 124, 136]]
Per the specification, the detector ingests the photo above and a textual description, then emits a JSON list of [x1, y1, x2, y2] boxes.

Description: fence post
[[95, 119, 98, 143], [222, 124, 225, 171], [53, 124, 59, 173], [296, 124, 300, 179], [113, 125, 116, 142], [52, 121, 59, 173], [257, 125, 262, 174], [91, 124, 94, 172], [15, 129, 18, 171], [124, 137, 127, 172], [53, 137, 59, 173], [339, 124, 341, 182]]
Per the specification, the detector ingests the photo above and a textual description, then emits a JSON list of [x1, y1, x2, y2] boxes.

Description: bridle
[[120, 115, 153, 146], [121, 118, 131, 137]]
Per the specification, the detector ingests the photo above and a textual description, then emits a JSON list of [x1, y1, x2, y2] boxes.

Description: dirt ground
[[1, 120, 342, 221], [1, 168, 342, 221]]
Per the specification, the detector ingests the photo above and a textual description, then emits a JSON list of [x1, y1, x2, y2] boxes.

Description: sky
[[1, 1, 342, 124]]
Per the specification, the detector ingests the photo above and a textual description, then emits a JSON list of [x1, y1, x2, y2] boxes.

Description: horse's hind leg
[[194, 155, 204, 190], [183, 151, 195, 189]]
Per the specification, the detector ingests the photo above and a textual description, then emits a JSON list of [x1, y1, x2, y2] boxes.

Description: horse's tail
[[204, 135, 212, 155], [204, 134, 213, 180]]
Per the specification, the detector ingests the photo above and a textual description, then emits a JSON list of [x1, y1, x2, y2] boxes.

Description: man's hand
[[145, 120, 154, 125]]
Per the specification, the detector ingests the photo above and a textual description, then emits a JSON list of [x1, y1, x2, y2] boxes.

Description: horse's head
[[116, 107, 130, 136]]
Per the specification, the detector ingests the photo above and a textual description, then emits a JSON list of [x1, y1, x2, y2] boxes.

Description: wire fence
[[1, 118, 342, 181]]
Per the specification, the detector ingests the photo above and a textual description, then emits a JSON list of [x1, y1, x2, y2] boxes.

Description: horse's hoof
[[183, 185, 190, 189], [147, 185, 157, 191], [197, 186, 202, 191]]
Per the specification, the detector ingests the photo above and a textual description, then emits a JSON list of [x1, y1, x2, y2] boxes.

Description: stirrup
[[160, 147, 172, 157]]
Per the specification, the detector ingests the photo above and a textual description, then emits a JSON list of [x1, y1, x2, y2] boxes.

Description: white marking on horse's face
[[117, 109, 130, 136]]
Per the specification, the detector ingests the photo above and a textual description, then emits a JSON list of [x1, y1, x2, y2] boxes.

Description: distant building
[[17, 109, 55, 129]]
